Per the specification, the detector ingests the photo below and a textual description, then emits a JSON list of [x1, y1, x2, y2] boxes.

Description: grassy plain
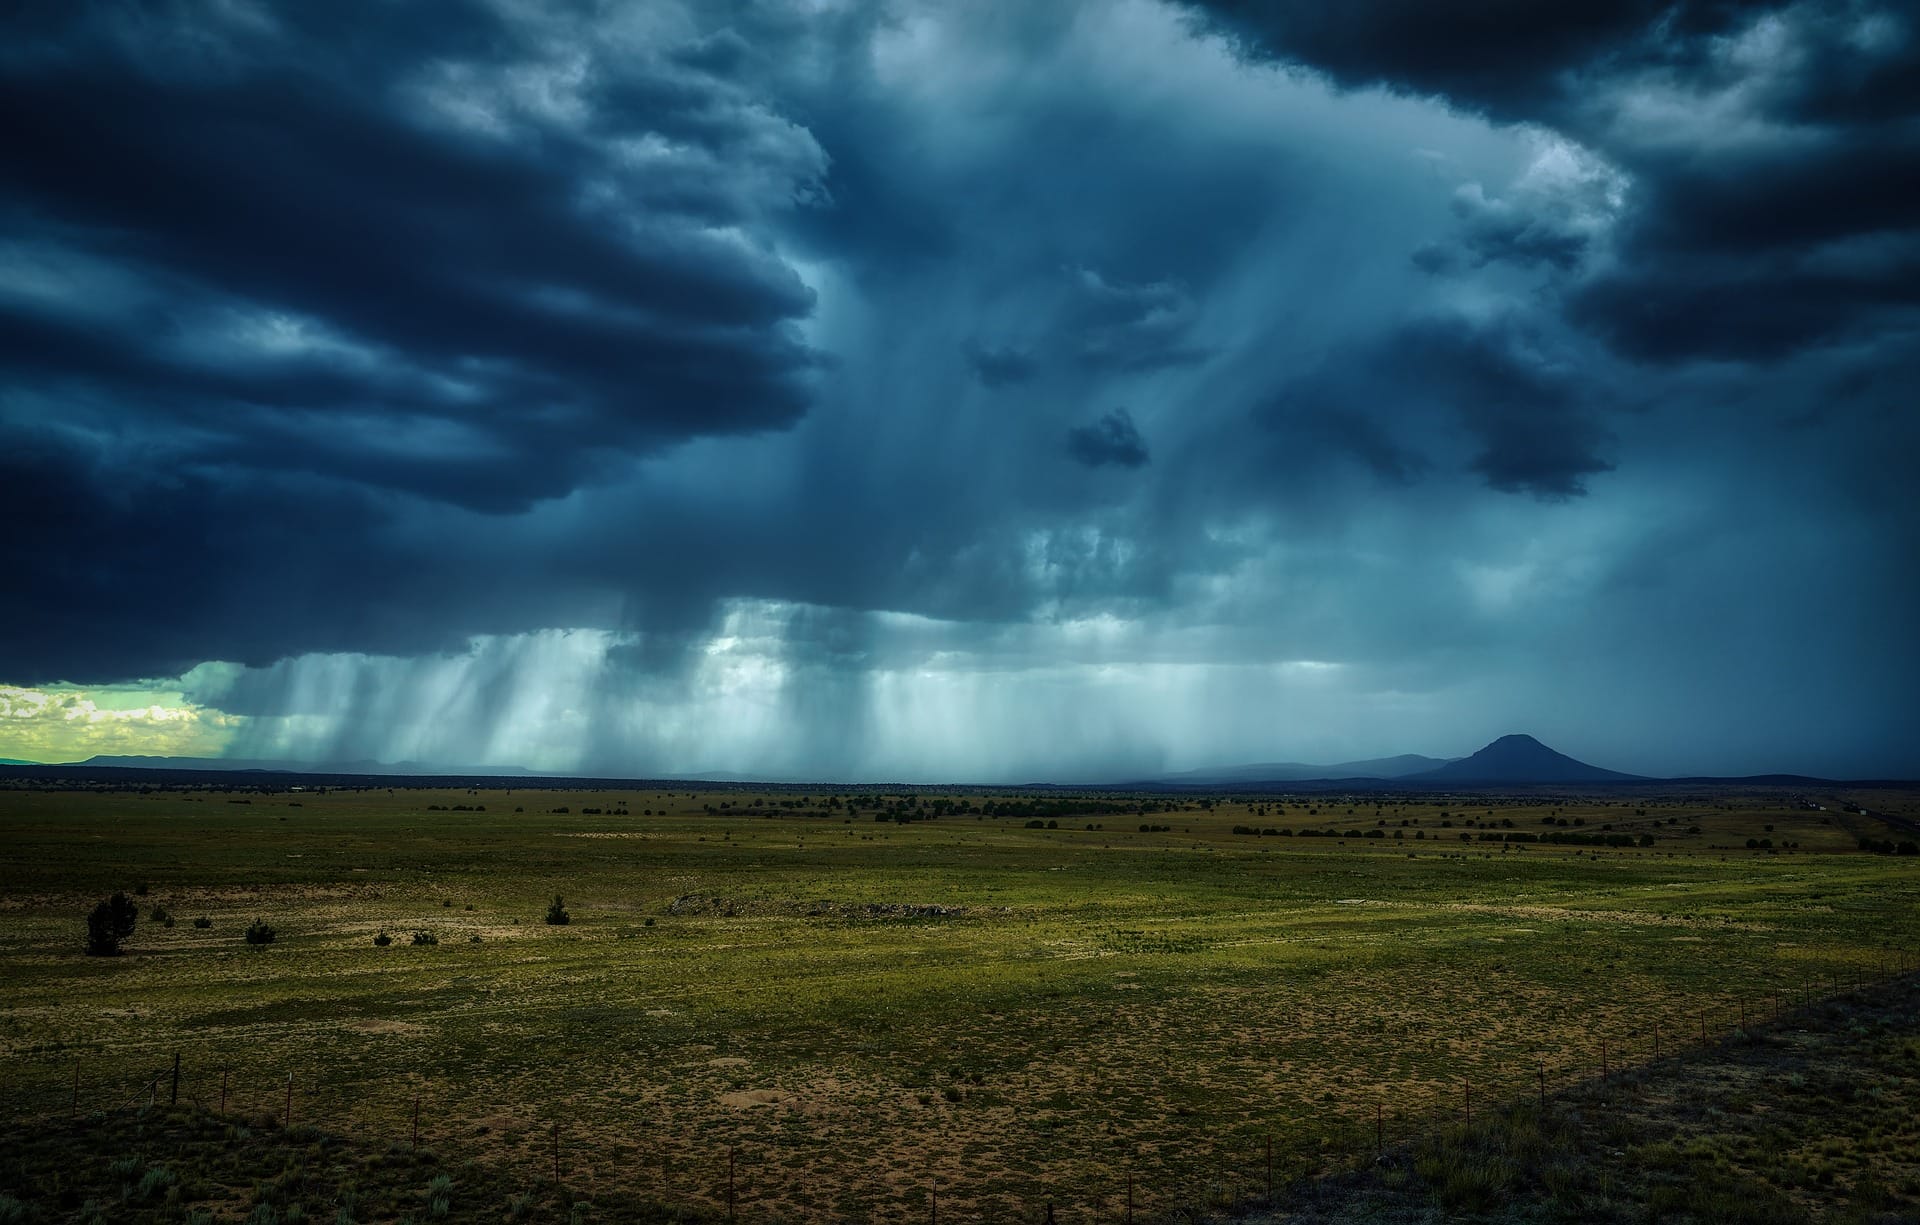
[[1, 781, 1916, 1221]]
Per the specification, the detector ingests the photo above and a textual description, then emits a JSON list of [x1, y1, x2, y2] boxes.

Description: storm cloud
[[3, 0, 1915, 778]]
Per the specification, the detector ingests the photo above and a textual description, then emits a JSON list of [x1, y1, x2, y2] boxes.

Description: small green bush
[[410, 931, 438, 946], [373, 931, 392, 947], [192, 915, 213, 929], [136, 1165, 176, 1200], [245, 919, 276, 946], [545, 895, 570, 925]]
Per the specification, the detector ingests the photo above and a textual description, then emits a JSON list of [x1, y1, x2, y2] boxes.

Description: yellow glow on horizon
[[0, 684, 242, 763]]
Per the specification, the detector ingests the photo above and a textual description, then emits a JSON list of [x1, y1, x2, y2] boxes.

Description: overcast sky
[[4, 0, 1916, 780]]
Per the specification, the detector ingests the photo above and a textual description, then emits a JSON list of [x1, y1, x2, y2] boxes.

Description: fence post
[[1464, 1077, 1471, 1124], [170, 1053, 180, 1106], [1654, 1024, 1660, 1060], [71, 1062, 79, 1118], [1601, 1039, 1608, 1079], [552, 1122, 560, 1187], [412, 1093, 420, 1153], [1126, 1169, 1133, 1225], [1375, 1103, 1383, 1156], [221, 1069, 228, 1114], [285, 1074, 293, 1127], [728, 1145, 736, 1223], [1537, 1062, 1545, 1109]]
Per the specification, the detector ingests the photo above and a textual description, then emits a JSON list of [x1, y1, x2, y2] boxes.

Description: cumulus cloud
[[0, 684, 240, 762]]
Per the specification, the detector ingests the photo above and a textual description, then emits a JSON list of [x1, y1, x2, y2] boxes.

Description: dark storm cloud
[[1450, 186, 1591, 271], [1186, 1, 1751, 124], [1391, 319, 1615, 500], [1254, 372, 1432, 487], [1186, 0, 1920, 366], [0, 0, 823, 510], [1065, 408, 1151, 469], [1267, 318, 1613, 499], [1063, 270, 1212, 372], [5, 0, 1916, 778]]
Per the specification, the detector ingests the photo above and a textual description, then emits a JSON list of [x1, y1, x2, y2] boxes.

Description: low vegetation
[[1, 781, 1915, 1220]]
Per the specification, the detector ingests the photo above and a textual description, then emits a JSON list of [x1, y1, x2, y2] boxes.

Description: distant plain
[[2, 782, 1916, 1220]]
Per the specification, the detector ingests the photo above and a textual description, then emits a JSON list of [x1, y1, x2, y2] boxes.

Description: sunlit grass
[[1, 783, 1914, 1219]]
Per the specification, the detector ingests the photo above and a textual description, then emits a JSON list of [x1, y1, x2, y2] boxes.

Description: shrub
[[85, 891, 138, 956], [193, 915, 213, 929], [245, 919, 277, 946], [136, 1166, 176, 1200], [373, 931, 392, 947], [410, 931, 438, 946], [545, 895, 570, 925]]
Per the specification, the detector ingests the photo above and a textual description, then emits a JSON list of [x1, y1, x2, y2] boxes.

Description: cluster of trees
[[86, 894, 268, 954], [1859, 837, 1919, 856], [1228, 826, 1660, 848]]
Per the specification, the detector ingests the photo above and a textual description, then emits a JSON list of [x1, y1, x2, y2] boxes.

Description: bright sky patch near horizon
[[3, 1, 1916, 780]]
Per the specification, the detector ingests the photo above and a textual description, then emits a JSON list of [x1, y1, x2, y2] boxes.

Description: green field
[[1, 782, 1916, 1221]]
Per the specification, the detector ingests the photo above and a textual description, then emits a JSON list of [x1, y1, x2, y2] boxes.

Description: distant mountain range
[[0, 735, 1878, 787], [1151, 734, 1639, 787], [68, 754, 539, 776]]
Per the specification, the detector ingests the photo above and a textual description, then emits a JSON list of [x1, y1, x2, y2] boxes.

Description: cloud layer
[[3, 0, 1915, 778]]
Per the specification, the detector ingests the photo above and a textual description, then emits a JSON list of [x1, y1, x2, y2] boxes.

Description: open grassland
[[1, 782, 1916, 1222]]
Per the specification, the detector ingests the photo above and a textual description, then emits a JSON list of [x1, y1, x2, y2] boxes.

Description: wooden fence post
[[412, 1093, 420, 1153], [285, 1074, 293, 1127], [220, 1069, 228, 1114], [170, 1053, 180, 1106]]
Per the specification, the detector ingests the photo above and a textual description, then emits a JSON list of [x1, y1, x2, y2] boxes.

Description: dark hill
[[1409, 734, 1638, 784]]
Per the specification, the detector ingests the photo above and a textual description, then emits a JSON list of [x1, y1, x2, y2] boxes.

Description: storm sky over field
[[4, 1, 1917, 779]]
